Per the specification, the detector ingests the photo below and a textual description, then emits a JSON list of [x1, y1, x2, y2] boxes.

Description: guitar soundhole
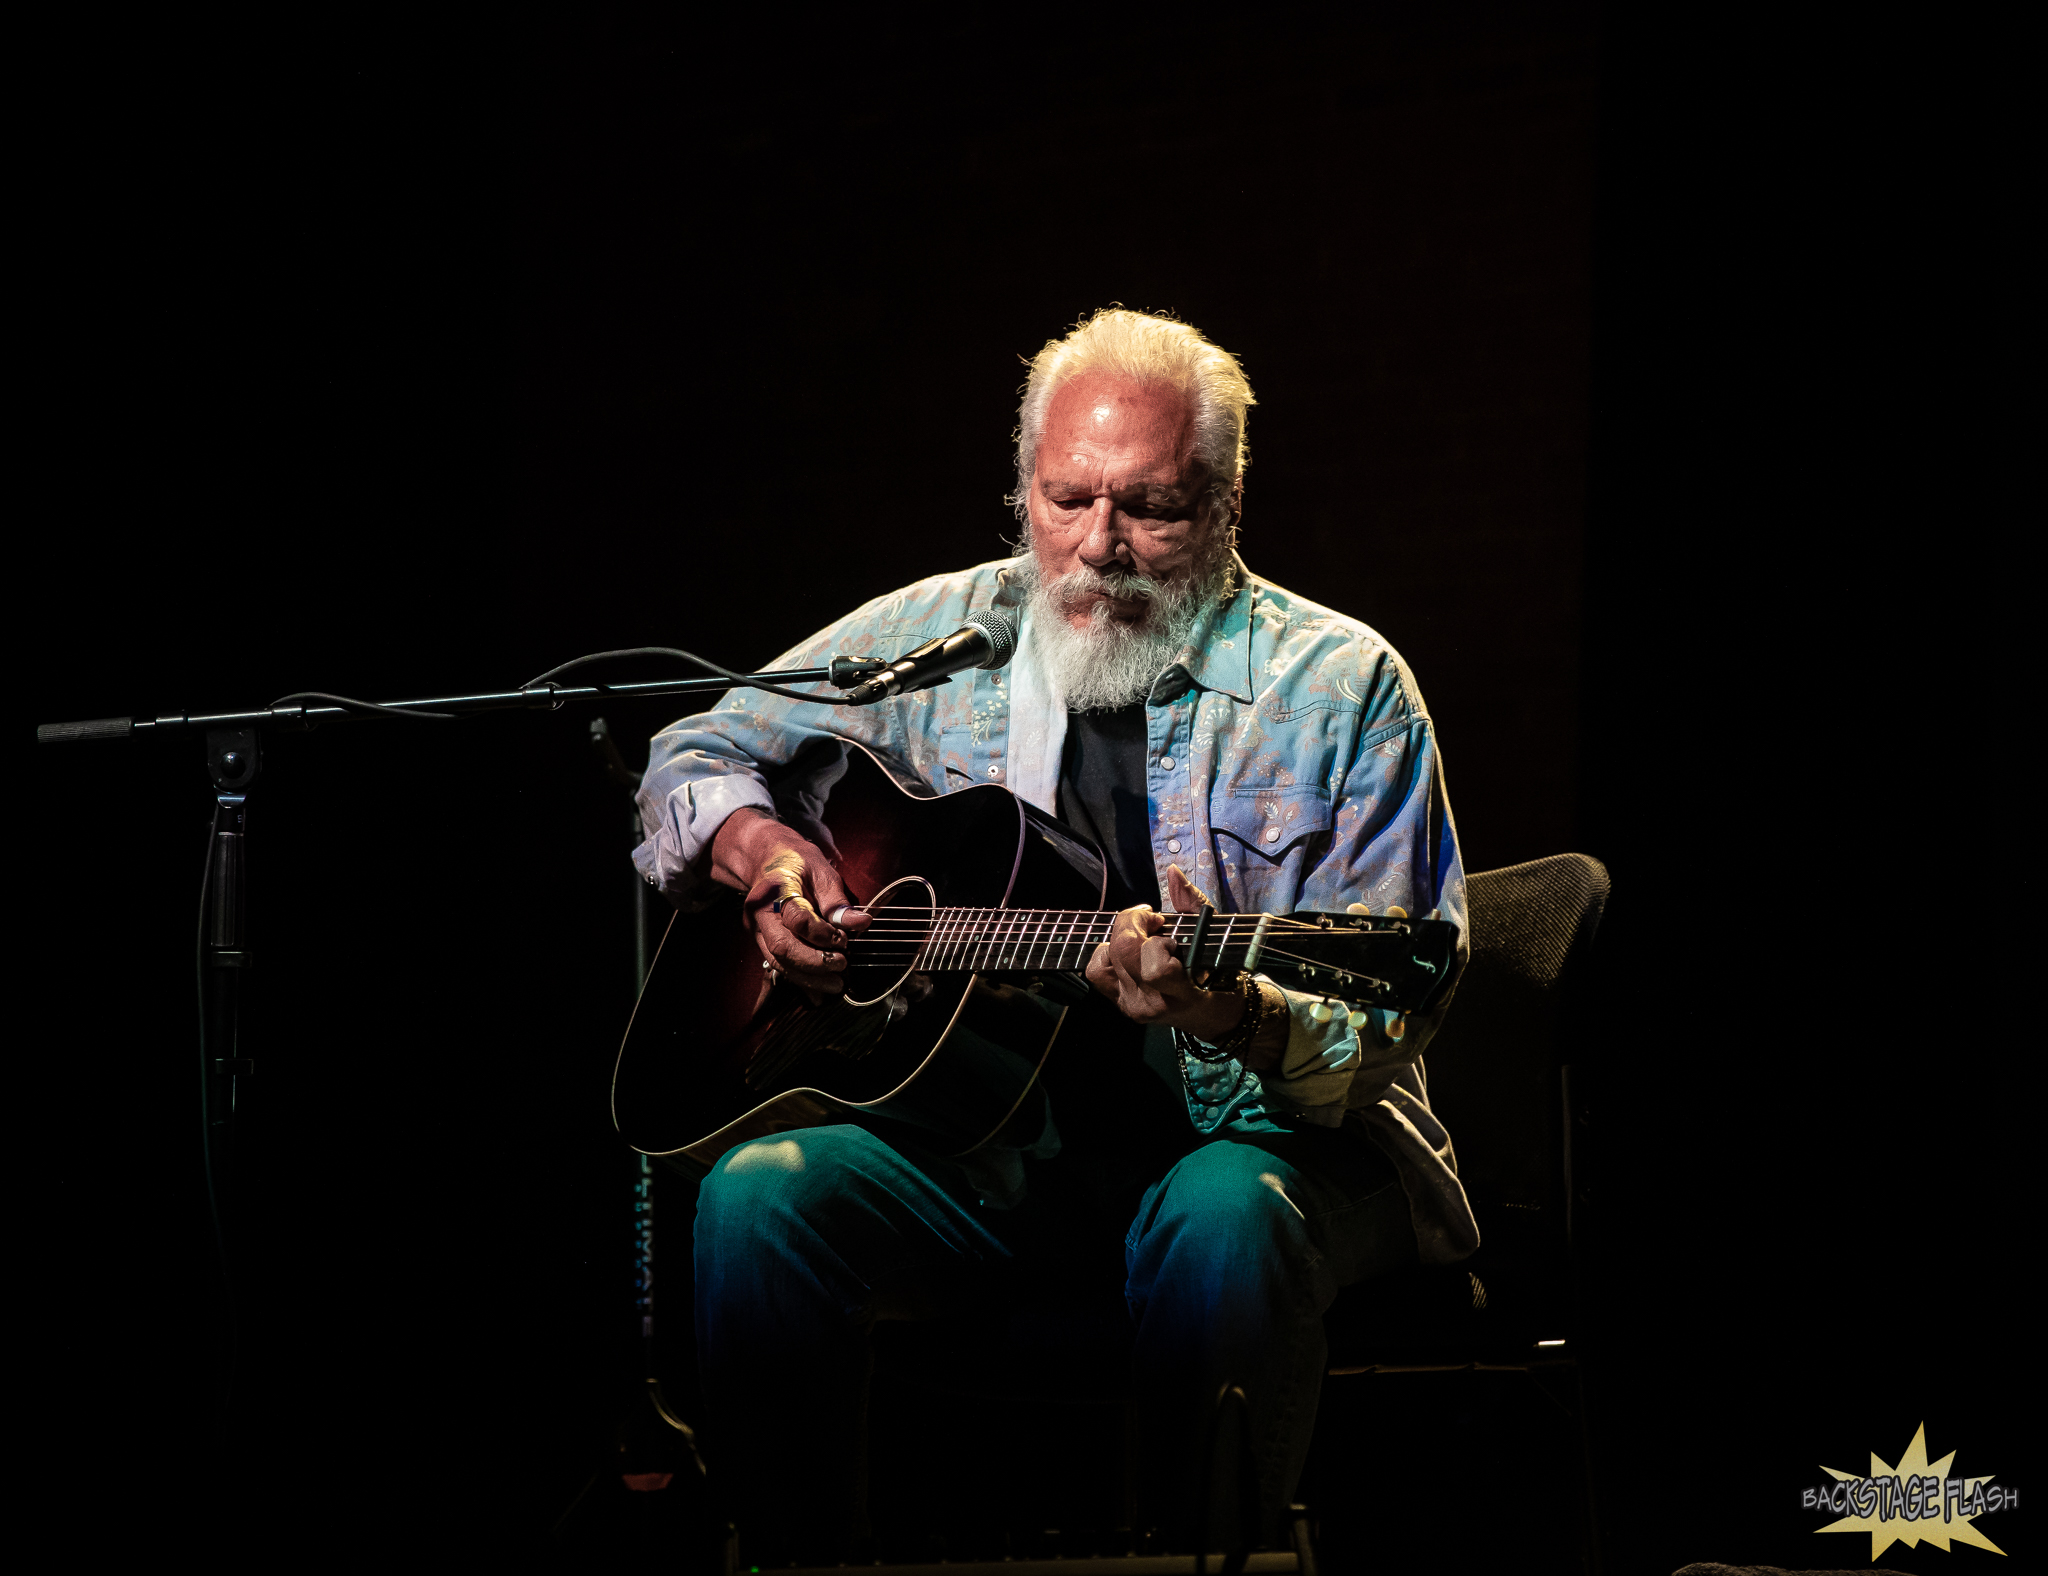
[[738, 874, 937, 1094], [842, 874, 936, 1008]]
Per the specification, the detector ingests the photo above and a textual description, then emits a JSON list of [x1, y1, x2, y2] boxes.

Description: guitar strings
[[833, 914, 1357, 939], [822, 937, 1392, 1004], [844, 904, 1336, 928], [814, 907, 1397, 976], [828, 910, 1339, 936], [829, 939, 1362, 959], [830, 932, 1386, 969]]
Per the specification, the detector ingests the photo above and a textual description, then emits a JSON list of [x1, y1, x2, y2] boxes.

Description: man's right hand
[[710, 807, 870, 995]]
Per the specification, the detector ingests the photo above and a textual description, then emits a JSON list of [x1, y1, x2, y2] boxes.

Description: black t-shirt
[[1041, 703, 1194, 1211], [1056, 703, 1161, 913]]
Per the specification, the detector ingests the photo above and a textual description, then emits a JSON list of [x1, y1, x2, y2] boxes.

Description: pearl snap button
[[1263, 825, 1281, 843], [988, 765, 1001, 778], [1158, 756, 1174, 771], [1166, 838, 1182, 854]]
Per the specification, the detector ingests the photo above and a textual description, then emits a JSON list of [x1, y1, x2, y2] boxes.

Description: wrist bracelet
[[1184, 969, 1264, 1063]]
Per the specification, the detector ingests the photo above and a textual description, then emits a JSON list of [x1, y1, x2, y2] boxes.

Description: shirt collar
[[1152, 554, 1257, 705]]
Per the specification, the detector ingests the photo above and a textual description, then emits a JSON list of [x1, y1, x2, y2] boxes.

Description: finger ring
[[761, 958, 775, 973]]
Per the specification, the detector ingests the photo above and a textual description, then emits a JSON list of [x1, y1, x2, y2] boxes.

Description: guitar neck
[[900, 907, 1291, 977]]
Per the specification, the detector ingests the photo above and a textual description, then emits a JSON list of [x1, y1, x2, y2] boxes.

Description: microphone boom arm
[[34, 622, 1014, 745]]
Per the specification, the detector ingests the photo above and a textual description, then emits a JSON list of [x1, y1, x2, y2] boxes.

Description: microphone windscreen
[[963, 606, 1019, 670]]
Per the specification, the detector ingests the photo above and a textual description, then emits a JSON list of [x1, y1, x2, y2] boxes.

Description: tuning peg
[[1385, 906, 1408, 919], [1387, 1014, 1408, 1041], [1346, 1008, 1368, 1030], [1345, 902, 1371, 915], [1309, 999, 1335, 1024]]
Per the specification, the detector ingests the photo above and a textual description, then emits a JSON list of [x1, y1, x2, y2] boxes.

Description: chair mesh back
[[1421, 853, 1610, 1213], [1465, 853, 1610, 991]]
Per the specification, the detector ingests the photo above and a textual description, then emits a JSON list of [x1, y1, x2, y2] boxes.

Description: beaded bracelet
[[1183, 969, 1266, 1064]]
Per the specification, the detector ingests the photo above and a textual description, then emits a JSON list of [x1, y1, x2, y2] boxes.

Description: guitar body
[[612, 742, 1108, 1165]]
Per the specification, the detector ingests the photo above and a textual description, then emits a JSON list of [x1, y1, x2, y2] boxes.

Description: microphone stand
[[549, 717, 726, 1560], [35, 652, 892, 1438], [39, 655, 886, 1178], [201, 729, 258, 1274], [35, 660, 880, 744]]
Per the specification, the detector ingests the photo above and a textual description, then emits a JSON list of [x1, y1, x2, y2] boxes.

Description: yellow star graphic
[[1815, 1422, 2005, 1560]]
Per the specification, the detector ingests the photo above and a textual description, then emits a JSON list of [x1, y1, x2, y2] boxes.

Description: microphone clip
[[833, 607, 1018, 707], [828, 655, 890, 688]]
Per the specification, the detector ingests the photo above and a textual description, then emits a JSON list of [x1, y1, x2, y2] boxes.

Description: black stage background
[[19, 6, 2026, 1569]]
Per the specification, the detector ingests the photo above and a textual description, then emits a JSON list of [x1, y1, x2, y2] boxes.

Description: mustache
[[1045, 564, 1169, 610]]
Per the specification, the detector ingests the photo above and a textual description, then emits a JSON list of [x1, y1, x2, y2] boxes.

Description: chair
[[863, 853, 1611, 1572], [1310, 852, 1609, 1572]]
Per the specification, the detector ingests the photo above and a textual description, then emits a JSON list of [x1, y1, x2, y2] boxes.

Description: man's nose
[[1076, 499, 1130, 568]]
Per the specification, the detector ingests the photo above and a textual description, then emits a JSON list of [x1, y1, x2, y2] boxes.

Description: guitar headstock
[[1247, 911, 1460, 1022]]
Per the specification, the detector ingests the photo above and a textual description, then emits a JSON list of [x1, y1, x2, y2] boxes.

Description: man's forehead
[[1045, 372, 1192, 431], [1038, 374, 1199, 479]]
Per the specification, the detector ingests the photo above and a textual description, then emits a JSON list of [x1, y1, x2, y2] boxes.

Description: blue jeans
[[694, 1118, 1415, 1556]]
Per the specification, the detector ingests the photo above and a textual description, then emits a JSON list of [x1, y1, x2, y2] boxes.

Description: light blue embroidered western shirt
[[634, 556, 1478, 1262]]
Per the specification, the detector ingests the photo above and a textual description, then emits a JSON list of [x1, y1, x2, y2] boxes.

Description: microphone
[[840, 607, 1018, 705]]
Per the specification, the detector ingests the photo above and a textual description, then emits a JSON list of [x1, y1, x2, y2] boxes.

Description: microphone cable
[[247, 645, 847, 728], [523, 647, 839, 704]]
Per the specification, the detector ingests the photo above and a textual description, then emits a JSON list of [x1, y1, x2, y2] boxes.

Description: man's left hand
[[1084, 864, 1246, 1041]]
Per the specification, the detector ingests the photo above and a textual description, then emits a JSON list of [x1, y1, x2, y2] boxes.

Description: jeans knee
[[698, 1126, 856, 1246], [1131, 1143, 1311, 1276]]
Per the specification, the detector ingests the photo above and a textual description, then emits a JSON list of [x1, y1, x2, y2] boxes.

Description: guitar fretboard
[[854, 907, 1291, 976]]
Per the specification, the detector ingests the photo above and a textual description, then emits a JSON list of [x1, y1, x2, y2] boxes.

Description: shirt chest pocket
[[1211, 786, 1333, 864], [934, 682, 1009, 782]]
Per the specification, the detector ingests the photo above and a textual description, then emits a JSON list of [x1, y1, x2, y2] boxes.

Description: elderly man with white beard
[[633, 309, 1473, 1562]]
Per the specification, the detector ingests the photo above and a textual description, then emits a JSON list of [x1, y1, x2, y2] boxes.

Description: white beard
[[1014, 551, 1228, 712]]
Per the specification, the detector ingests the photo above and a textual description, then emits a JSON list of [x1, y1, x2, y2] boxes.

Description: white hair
[[1010, 555, 1212, 712], [1010, 308, 1256, 535]]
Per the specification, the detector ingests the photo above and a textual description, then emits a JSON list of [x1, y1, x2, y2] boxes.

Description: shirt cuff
[[1242, 983, 1371, 1111], [635, 772, 777, 898]]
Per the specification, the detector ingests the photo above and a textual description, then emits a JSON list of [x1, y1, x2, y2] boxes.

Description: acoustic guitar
[[611, 741, 1458, 1166]]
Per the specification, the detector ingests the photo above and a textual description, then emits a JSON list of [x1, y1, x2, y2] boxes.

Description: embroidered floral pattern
[[634, 555, 1477, 1263]]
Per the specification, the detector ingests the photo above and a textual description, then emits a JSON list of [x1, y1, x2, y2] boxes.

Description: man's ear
[[1205, 474, 1244, 540]]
